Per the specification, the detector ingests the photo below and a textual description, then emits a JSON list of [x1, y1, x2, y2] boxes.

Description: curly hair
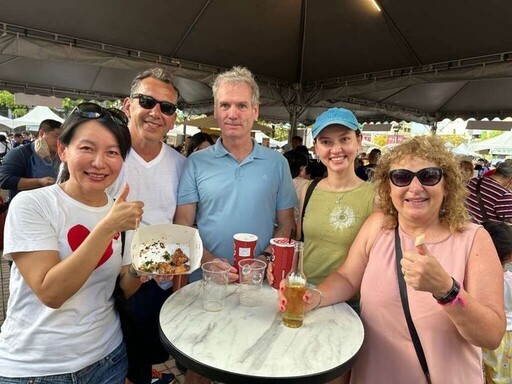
[[374, 135, 469, 232]]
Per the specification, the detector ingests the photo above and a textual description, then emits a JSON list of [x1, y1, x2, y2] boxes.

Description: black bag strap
[[112, 231, 126, 299], [120, 231, 126, 257], [475, 178, 490, 222], [300, 177, 322, 241], [395, 226, 432, 384]]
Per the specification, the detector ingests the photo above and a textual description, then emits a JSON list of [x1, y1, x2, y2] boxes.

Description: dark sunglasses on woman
[[131, 94, 177, 116], [389, 167, 443, 187], [72, 102, 129, 127]]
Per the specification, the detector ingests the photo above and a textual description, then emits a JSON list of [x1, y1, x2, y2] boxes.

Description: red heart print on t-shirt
[[67, 224, 115, 269]]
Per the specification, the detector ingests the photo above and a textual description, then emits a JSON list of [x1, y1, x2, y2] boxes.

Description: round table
[[159, 281, 364, 384]]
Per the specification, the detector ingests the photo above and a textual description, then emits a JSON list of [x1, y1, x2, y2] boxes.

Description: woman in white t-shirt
[[0, 103, 144, 384]]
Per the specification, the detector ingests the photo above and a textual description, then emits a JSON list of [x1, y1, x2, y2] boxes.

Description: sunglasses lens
[[134, 94, 176, 116], [418, 168, 443, 186], [390, 170, 414, 187], [137, 95, 157, 110], [108, 109, 129, 126], [76, 103, 103, 119], [159, 102, 176, 116], [390, 168, 443, 187]]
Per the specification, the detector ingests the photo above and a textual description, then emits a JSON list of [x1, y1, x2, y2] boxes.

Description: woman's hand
[[103, 183, 144, 234], [277, 280, 322, 313], [400, 243, 453, 297]]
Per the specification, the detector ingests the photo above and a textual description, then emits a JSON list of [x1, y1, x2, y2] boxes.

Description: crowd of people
[[0, 64, 510, 384]]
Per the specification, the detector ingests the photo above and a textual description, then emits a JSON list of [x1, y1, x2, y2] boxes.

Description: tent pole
[[289, 111, 298, 142]]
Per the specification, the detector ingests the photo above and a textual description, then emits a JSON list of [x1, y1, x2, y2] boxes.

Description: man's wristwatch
[[261, 251, 273, 262]]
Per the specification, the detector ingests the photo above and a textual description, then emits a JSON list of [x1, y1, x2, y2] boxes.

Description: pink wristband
[[437, 293, 467, 306]]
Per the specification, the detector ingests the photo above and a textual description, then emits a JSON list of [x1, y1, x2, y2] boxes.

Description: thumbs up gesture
[[400, 234, 453, 295], [105, 183, 144, 232]]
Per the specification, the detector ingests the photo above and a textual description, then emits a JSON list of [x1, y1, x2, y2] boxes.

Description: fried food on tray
[[137, 245, 190, 274], [171, 248, 189, 266], [174, 264, 191, 274]]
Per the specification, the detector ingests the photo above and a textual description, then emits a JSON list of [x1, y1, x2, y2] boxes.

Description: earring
[[439, 197, 447, 216]]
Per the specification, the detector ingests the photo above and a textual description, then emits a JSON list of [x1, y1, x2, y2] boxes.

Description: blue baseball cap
[[312, 108, 360, 139]]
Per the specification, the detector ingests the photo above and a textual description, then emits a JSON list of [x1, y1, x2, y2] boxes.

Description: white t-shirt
[[0, 184, 123, 376], [108, 143, 186, 264]]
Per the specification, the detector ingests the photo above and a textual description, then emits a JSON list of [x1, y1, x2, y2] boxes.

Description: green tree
[[479, 130, 503, 140], [439, 134, 465, 147], [0, 90, 28, 117]]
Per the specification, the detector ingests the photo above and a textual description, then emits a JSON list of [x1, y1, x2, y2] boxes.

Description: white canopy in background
[[12, 106, 63, 129], [169, 125, 201, 136], [0, 115, 14, 129], [452, 143, 483, 158], [470, 131, 512, 155], [252, 130, 282, 148]]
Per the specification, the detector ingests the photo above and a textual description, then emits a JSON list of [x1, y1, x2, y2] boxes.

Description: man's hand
[[39, 176, 56, 187], [212, 258, 238, 283]]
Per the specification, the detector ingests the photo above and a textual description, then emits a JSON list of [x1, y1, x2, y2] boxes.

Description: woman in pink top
[[278, 135, 505, 384]]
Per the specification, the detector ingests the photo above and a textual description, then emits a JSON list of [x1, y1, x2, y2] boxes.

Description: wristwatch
[[433, 277, 460, 304], [261, 251, 273, 262]]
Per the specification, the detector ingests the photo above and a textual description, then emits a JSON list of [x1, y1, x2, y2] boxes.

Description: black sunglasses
[[389, 167, 443, 187], [72, 102, 128, 127], [131, 94, 177, 116]]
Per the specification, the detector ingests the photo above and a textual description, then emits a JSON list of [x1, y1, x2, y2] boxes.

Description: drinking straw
[[288, 229, 295, 243]]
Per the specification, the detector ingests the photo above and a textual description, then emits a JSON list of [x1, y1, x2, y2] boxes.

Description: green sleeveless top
[[302, 181, 375, 287]]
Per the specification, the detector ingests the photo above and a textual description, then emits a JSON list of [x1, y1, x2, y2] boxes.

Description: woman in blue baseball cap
[[269, 107, 375, 306]]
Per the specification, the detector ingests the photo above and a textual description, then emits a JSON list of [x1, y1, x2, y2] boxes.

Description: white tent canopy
[[12, 106, 64, 129], [168, 125, 201, 136], [452, 143, 482, 158], [0, 115, 14, 129], [253, 130, 282, 148], [470, 131, 512, 155]]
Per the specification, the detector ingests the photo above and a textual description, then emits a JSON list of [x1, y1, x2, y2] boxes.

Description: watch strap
[[433, 277, 460, 304], [261, 251, 273, 262]]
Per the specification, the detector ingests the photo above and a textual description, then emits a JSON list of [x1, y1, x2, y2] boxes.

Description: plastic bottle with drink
[[282, 241, 307, 328]]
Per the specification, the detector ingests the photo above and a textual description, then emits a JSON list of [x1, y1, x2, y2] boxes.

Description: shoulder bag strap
[[121, 231, 126, 257], [475, 178, 489, 222], [395, 226, 432, 384], [300, 177, 322, 242]]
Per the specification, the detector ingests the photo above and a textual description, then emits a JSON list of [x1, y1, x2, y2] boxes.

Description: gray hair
[[212, 66, 260, 106], [130, 67, 180, 98], [496, 159, 512, 178]]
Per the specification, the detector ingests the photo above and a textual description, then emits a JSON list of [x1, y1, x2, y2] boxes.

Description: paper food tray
[[131, 224, 203, 276]]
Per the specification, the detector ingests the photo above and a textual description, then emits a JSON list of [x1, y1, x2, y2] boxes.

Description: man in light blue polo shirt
[[175, 66, 297, 285]]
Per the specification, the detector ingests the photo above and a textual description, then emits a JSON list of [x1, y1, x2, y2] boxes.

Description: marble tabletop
[[159, 281, 364, 384]]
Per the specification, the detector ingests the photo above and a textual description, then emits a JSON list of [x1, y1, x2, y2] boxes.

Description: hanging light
[[370, 0, 381, 12]]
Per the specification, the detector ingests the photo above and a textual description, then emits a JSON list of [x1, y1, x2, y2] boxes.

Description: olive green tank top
[[302, 181, 375, 286]]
